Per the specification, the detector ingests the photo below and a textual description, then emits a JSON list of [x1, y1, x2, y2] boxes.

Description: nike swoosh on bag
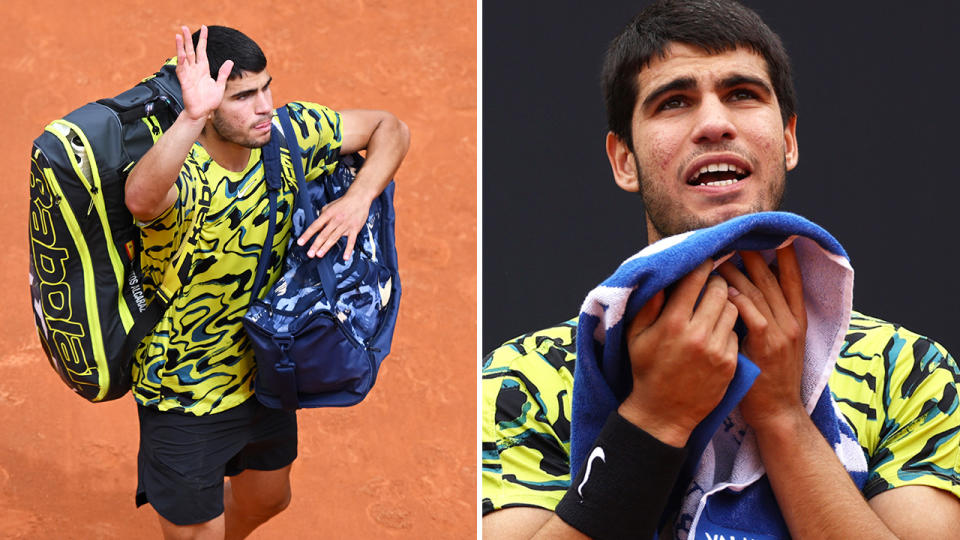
[[379, 276, 392, 306]]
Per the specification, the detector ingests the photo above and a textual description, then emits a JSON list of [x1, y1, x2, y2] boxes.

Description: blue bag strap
[[275, 106, 338, 304], [250, 123, 282, 301], [269, 334, 301, 411]]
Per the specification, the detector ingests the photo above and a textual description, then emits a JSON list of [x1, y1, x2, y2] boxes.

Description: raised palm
[[174, 25, 234, 122]]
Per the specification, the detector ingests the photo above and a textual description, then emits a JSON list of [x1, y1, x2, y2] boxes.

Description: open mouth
[[687, 162, 750, 187]]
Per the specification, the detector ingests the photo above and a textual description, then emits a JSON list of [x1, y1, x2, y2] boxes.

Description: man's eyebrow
[[640, 76, 697, 110], [718, 74, 772, 95], [229, 76, 273, 98]]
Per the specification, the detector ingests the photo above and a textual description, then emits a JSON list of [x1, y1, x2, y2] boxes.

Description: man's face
[[607, 43, 798, 242], [210, 69, 274, 149]]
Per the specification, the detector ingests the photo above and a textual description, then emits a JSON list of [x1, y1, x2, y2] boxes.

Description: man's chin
[[649, 205, 765, 241], [700, 206, 758, 228], [247, 133, 272, 149]]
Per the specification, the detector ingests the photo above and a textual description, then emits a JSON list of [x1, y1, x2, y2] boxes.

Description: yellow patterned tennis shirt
[[482, 311, 960, 513], [133, 102, 342, 415]]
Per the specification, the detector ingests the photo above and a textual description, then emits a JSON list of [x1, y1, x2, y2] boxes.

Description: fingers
[[181, 26, 196, 65], [297, 215, 349, 259], [725, 326, 740, 362], [740, 251, 792, 318], [719, 252, 789, 321], [627, 290, 666, 338], [177, 25, 214, 70], [216, 60, 235, 87], [342, 232, 357, 261], [714, 297, 739, 338], [775, 244, 806, 326], [725, 281, 767, 334], [297, 196, 371, 259], [310, 228, 342, 259], [706, 296, 740, 365], [661, 259, 714, 320], [195, 24, 208, 65], [656, 261, 737, 361], [690, 274, 734, 329], [718, 257, 769, 351], [717, 247, 807, 336], [297, 214, 331, 254], [175, 33, 186, 66]]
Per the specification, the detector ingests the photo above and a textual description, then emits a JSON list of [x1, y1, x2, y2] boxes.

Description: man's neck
[[197, 129, 252, 172]]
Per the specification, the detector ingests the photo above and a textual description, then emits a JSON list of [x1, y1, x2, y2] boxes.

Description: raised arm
[[483, 261, 739, 539], [296, 109, 410, 259], [125, 25, 233, 222]]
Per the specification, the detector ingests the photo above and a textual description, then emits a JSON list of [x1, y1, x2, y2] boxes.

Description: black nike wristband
[[555, 411, 688, 540]]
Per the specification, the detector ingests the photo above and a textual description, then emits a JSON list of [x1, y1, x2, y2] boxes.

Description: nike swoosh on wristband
[[577, 446, 606, 499]]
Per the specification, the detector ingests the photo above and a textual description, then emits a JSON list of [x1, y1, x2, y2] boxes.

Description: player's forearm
[[530, 515, 592, 539], [482, 509, 590, 540], [125, 112, 207, 221], [345, 115, 410, 204], [755, 410, 897, 540], [484, 412, 685, 540]]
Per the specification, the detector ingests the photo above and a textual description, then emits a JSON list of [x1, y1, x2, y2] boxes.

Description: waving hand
[[175, 25, 234, 122]]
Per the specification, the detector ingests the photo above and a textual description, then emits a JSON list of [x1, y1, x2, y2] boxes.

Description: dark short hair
[[191, 25, 267, 80], [602, 0, 796, 148]]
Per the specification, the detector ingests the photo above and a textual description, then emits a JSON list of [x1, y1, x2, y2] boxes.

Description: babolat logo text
[[128, 271, 148, 313], [29, 154, 91, 378]]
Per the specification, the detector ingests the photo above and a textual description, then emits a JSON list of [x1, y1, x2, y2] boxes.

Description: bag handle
[[276, 106, 338, 304]]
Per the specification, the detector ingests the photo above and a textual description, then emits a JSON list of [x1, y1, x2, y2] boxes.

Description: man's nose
[[691, 95, 737, 144], [254, 91, 272, 114]]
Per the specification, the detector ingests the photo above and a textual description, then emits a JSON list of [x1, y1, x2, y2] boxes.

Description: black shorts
[[135, 397, 298, 526]]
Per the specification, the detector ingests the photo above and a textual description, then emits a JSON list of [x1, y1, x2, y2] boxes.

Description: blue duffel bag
[[243, 106, 401, 410]]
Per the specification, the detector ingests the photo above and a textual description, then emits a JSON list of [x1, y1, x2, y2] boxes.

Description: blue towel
[[571, 212, 868, 539]]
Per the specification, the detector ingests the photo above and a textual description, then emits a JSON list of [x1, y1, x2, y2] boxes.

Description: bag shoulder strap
[[251, 122, 284, 301], [275, 106, 338, 303]]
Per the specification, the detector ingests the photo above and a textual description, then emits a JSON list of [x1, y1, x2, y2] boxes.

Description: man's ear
[[784, 114, 799, 171], [606, 132, 640, 192]]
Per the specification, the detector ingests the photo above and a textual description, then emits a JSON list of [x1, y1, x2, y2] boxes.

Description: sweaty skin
[[607, 43, 797, 243]]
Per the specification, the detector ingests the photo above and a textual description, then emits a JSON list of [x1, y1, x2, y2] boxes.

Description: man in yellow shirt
[[125, 25, 409, 538], [481, 1, 960, 538]]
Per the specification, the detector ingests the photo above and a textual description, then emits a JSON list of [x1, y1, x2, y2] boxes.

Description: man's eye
[[729, 89, 758, 101], [658, 96, 687, 111]]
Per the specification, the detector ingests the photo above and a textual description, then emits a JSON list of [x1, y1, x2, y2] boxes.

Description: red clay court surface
[[3, 1, 476, 538]]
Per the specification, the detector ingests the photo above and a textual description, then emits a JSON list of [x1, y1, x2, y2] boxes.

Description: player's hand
[[175, 25, 233, 122], [297, 191, 371, 259], [717, 246, 807, 432], [618, 259, 740, 448]]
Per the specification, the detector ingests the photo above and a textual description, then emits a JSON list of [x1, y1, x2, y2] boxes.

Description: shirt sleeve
[[481, 323, 578, 515], [136, 164, 196, 296], [284, 101, 343, 183], [863, 333, 960, 499]]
